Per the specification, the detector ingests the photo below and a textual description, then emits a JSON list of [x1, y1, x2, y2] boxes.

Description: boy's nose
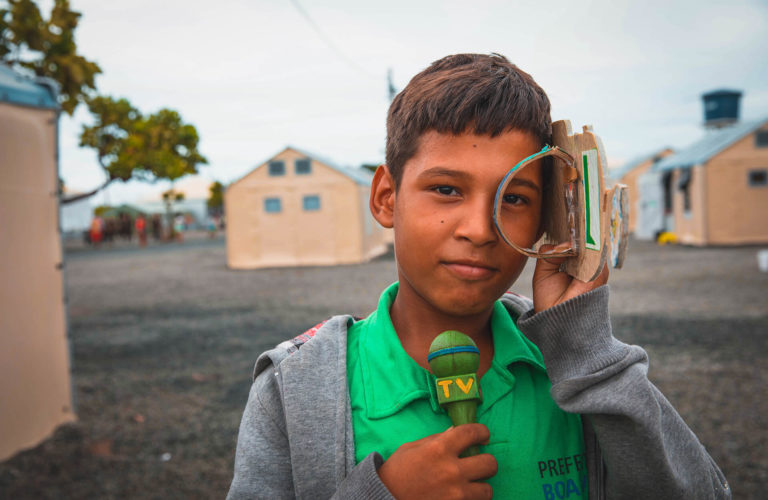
[[453, 197, 498, 246]]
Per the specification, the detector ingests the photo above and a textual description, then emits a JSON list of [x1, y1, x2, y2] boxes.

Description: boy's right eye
[[434, 185, 459, 196]]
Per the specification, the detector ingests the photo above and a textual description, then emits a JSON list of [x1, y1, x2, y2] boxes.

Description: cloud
[[56, 0, 768, 200]]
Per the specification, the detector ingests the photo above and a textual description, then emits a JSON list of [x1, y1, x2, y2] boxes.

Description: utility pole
[[387, 68, 397, 102]]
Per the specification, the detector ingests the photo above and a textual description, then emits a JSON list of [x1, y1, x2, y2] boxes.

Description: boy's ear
[[370, 165, 395, 229]]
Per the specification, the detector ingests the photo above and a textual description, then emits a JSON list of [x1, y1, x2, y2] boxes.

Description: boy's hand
[[378, 424, 497, 500], [532, 249, 609, 313]]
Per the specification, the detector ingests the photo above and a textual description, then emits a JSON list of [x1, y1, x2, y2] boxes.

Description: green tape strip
[[582, 149, 601, 251]]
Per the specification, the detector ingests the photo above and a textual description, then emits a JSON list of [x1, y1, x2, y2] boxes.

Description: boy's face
[[378, 129, 544, 317]]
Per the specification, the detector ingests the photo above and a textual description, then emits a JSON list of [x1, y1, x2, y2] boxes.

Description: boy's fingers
[[464, 481, 494, 500], [532, 244, 568, 278], [533, 256, 564, 279], [595, 261, 609, 286], [443, 424, 490, 454], [459, 453, 498, 481]]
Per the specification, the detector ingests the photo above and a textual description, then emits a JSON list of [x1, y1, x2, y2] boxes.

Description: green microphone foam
[[428, 330, 483, 456]]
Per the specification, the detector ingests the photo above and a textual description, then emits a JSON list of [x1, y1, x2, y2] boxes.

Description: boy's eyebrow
[[504, 177, 541, 194], [419, 167, 472, 181], [419, 167, 541, 193]]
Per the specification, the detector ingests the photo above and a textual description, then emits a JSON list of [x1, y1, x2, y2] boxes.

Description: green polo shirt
[[347, 283, 588, 499]]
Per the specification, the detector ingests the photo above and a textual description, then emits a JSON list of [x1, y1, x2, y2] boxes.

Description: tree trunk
[[60, 178, 113, 205]]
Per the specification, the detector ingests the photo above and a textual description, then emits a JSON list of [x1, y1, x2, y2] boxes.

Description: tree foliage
[[2, 1, 208, 204], [69, 95, 207, 202], [162, 189, 184, 204], [162, 188, 185, 237], [0, 0, 101, 114], [207, 181, 224, 215], [93, 204, 111, 217]]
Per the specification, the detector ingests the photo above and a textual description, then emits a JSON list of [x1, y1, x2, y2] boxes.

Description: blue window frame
[[749, 169, 767, 187], [755, 130, 768, 148], [295, 158, 311, 175], [264, 197, 282, 213], [303, 195, 320, 211], [268, 161, 285, 176]]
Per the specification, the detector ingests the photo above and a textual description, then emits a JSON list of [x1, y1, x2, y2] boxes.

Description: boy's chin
[[434, 291, 501, 318]]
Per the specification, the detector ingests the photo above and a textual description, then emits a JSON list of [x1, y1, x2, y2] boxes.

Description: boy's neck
[[389, 285, 495, 378]]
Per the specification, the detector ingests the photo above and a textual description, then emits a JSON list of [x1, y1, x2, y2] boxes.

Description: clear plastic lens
[[493, 146, 579, 259]]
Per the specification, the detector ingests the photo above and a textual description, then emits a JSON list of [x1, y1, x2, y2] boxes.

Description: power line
[[289, 0, 379, 79]]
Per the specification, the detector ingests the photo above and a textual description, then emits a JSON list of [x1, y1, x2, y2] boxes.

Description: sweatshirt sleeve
[[227, 369, 295, 500], [331, 452, 396, 500], [516, 285, 731, 500], [227, 366, 396, 500]]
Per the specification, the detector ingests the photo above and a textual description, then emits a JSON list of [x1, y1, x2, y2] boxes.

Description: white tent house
[[0, 65, 75, 460], [636, 90, 768, 245], [226, 146, 391, 269]]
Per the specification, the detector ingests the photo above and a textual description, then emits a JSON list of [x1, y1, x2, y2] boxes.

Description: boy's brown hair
[[385, 53, 552, 188]]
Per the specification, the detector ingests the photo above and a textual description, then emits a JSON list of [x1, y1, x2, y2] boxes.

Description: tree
[[162, 188, 185, 240], [93, 204, 110, 217], [207, 181, 224, 217], [63, 95, 208, 204], [0, 0, 101, 114], [2, 1, 208, 204]]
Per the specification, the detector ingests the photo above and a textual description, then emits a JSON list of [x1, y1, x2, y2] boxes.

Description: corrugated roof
[[613, 148, 673, 179], [0, 64, 58, 109], [655, 118, 768, 171]]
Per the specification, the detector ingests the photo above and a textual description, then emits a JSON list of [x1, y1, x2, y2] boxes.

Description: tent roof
[[655, 118, 768, 171], [613, 147, 674, 179], [0, 64, 58, 109], [232, 146, 374, 188], [287, 145, 374, 186], [100, 204, 147, 218]]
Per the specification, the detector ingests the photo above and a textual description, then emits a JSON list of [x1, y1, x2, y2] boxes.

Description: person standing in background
[[136, 215, 147, 248]]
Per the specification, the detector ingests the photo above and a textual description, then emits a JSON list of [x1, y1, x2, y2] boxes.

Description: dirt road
[[1, 237, 766, 498]]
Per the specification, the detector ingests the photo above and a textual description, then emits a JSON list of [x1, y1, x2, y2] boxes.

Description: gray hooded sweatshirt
[[227, 286, 730, 499]]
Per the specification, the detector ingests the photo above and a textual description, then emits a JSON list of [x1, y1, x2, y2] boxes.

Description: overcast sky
[[55, 0, 768, 205]]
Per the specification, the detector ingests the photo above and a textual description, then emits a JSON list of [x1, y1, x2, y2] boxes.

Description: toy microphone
[[428, 330, 483, 457]]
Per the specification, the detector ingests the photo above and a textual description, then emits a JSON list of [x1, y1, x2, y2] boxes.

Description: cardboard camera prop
[[493, 120, 629, 282]]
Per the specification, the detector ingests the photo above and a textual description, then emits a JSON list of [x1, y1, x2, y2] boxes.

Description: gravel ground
[[1, 236, 766, 499]]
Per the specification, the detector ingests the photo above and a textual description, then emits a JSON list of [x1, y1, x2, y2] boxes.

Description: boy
[[227, 53, 730, 499]]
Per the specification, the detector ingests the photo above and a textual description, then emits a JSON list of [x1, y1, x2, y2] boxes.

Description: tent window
[[749, 169, 767, 187], [755, 131, 768, 148], [295, 159, 311, 175], [303, 195, 320, 211], [264, 198, 282, 213], [269, 161, 285, 176]]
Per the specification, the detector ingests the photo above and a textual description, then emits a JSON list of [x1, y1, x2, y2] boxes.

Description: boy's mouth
[[441, 260, 499, 280]]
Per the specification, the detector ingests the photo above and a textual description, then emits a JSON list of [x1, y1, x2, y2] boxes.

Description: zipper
[[582, 417, 605, 500]]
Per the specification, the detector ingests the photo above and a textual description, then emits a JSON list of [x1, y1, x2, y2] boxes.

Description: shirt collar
[[477, 299, 547, 416], [357, 282, 435, 419], [489, 299, 546, 372], [357, 282, 545, 420]]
